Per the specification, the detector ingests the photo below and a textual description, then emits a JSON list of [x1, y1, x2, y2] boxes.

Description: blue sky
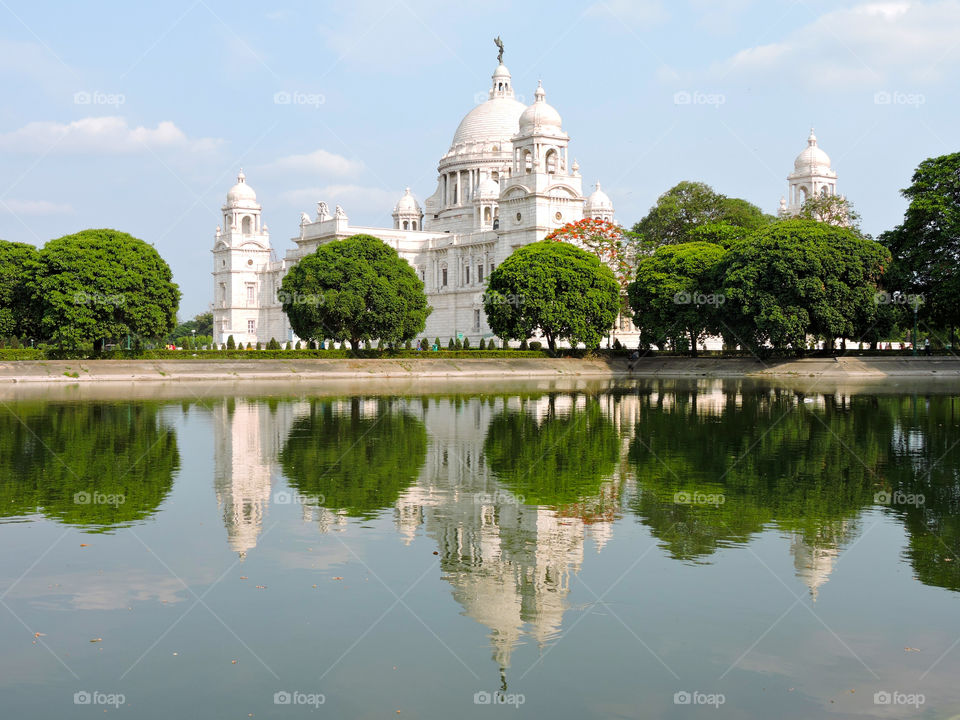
[[1, 0, 958, 316]]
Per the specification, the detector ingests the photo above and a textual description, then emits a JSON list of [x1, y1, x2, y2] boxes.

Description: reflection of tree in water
[[483, 395, 619, 506], [883, 395, 960, 592], [280, 398, 427, 519], [0, 402, 179, 531], [628, 386, 887, 565]]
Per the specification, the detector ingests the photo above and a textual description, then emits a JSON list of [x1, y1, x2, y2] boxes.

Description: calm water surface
[[2, 379, 960, 718]]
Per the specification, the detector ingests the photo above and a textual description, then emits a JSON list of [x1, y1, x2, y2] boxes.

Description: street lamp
[[192, 329, 196, 350]]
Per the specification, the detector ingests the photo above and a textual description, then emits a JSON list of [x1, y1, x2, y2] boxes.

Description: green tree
[[280, 400, 427, 518], [880, 152, 960, 337], [484, 241, 619, 352], [795, 195, 862, 231], [632, 181, 772, 248], [0, 402, 180, 531], [279, 234, 430, 350], [721, 221, 889, 354], [484, 396, 619, 505], [226, 334, 236, 350], [628, 242, 727, 355], [0, 239, 40, 339], [33, 229, 180, 351]]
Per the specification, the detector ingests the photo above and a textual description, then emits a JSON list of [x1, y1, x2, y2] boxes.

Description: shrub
[[434, 337, 441, 350], [529, 341, 542, 351], [404, 339, 412, 350], [478, 338, 486, 350], [519, 339, 528, 350], [227, 335, 236, 350], [256, 341, 262, 351], [448, 338, 455, 349], [455, 338, 463, 350], [463, 337, 471, 350]]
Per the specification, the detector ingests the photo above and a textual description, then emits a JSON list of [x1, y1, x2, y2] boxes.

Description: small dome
[[794, 129, 832, 173], [476, 176, 500, 199], [585, 181, 613, 212], [394, 187, 421, 214], [518, 82, 563, 136], [226, 170, 257, 204]]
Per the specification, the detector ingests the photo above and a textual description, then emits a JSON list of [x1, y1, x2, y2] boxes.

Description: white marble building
[[779, 128, 841, 217], [211, 56, 618, 348]]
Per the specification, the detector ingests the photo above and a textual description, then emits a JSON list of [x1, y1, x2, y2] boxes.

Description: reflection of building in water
[[213, 400, 305, 557], [394, 395, 623, 676], [788, 520, 857, 601]]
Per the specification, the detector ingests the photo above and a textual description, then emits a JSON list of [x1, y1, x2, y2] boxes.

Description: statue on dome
[[494, 36, 504, 64]]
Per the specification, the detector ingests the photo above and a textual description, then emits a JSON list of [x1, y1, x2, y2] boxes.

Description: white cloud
[[1, 199, 73, 216], [279, 184, 400, 220], [266, 148, 363, 176], [585, 0, 668, 26], [0, 116, 221, 154], [715, 1, 960, 88]]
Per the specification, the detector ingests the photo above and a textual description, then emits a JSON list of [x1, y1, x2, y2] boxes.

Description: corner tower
[[212, 171, 273, 346]]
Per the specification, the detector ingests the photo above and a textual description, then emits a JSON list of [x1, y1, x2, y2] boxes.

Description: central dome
[[794, 129, 832, 173], [451, 95, 526, 148]]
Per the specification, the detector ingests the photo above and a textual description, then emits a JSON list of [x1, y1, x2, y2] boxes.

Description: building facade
[[212, 57, 620, 348]]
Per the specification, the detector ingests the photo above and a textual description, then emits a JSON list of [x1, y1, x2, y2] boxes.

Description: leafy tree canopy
[[279, 234, 430, 350], [632, 181, 773, 248], [483, 240, 620, 352], [628, 241, 727, 355], [33, 229, 180, 350], [0, 239, 40, 339], [880, 152, 960, 331]]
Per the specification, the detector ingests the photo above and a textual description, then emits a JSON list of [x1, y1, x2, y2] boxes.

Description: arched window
[[403, 221, 409, 230], [241, 216, 252, 234], [820, 186, 829, 198], [523, 150, 533, 173], [411, 220, 417, 230], [484, 207, 492, 223], [545, 149, 557, 174]]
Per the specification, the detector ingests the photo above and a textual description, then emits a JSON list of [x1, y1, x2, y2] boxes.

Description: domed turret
[[785, 128, 839, 214], [794, 129, 832, 173], [226, 170, 258, 207], [450, 64, 526, 149], [584, 181, 614, 221], [518, 82, 563, 136], [393, 187, 424, 230], [476, 175, 500, 199]]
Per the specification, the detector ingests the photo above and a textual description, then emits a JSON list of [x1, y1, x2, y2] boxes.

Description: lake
[[1, 378, 959, 718]]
